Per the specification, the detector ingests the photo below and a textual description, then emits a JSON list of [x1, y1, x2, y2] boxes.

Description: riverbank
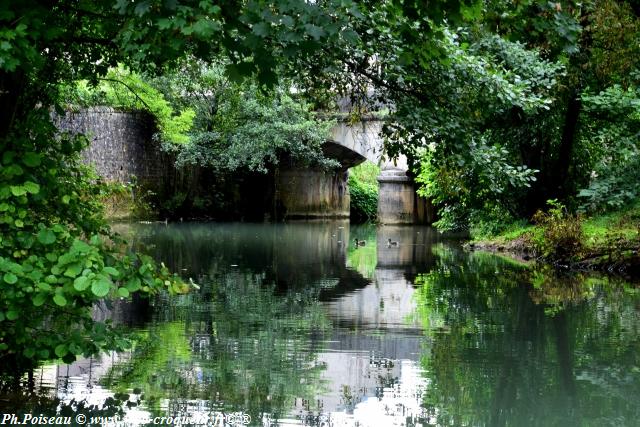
[[467, 203, 640, 275]]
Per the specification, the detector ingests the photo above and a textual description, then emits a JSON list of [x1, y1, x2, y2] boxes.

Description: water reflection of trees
[[415, 246, 640, 426], [346, 223, 377, 279], [103, 270, 332, 423], [0, 383, 137, 425]]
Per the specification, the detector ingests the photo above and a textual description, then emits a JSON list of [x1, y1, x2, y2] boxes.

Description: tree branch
[[98, 78, 153, 112], [345, 60, 426, 100], [69, 36, 117, 47]]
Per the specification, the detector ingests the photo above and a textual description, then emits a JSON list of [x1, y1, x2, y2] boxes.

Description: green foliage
[[148, 61, 338, 174], [581, 201, 640, 246], [348, 161, 379, 223], [0, 109, 188, 370], [577, 85, 640, 212], [532, 200, 584, 262], [469, 207, 530, 241], [0, 1, 359, 86], [291, 0, 639, 235], [393, 30, 559, 231], [416, 136, 538, 231], [63, 67, 195, 145], [1, 0, 360, 372], [1, 0, 639, 378]]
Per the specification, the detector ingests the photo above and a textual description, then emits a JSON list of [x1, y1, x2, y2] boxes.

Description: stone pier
[[274, 167, 350, 219], [377, 168, 435, 225]]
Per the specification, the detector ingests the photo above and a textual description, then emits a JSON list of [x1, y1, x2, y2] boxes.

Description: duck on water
[[354, 238, 366, 247]]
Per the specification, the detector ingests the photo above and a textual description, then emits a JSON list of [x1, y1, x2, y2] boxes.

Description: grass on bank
[[581, 205, 640, 246], [469, 201, 640, 268], [472, 202, 640, 242]]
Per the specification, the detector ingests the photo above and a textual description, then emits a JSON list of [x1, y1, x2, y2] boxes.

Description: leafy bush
[[416, 138, 537, 231], [577, 85, 640, 212], [348, 162, 379, 223], [0, 108, 188, 372], [469, 205, 528, 240], [174, 89, 337, 173], [151, 62, 338, 174], [532, 200, 584, 262]]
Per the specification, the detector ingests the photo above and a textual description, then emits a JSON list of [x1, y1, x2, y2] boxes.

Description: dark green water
[[10, 222, 640, 426]]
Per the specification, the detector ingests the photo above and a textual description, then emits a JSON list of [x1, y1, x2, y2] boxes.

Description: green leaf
[[69, 343, 83, 355], [32, 293, 47, 306], [64, 263, 83, 278], [23, 181, 40, 194], [3, 272, 17, 284], [14, 219, 23, 227], [157, 18, 173, 30], [126, 277, 141, 292], [117, 287, 130, 298], [10, 186, 26, 196], [304, 24, 325, 40], [54, 344, 68, 358], [37, 282, 52, 292], [73, 276, 90, 291], [71, 239, 92, 253], [1, 151, 14, 165], [23, 152, 41, 167], [103, 266, 120, 277], [191, 19, 220, 37], [253, 22, 270, 37], [91, 277, 111, 297], [53, 294, 67, 306], [6, 310, 18, 320], [37, 229, 56, 245]]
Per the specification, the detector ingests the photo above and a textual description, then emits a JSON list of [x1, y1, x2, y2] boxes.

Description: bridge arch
[[274, 119, 434, 224], [328, 120, 434, 224]]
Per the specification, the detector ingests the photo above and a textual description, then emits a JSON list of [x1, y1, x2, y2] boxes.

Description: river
[[5, 221, 640, 426]]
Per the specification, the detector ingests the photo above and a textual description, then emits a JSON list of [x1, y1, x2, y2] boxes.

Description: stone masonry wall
[[56, 107, 168, 187]]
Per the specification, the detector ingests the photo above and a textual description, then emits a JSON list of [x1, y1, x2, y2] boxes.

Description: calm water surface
[[10, 221, 640, 426]]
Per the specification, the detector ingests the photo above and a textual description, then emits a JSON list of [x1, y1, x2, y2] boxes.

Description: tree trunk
[[0, 71, 26, 138], [554, 93, 582, 199]]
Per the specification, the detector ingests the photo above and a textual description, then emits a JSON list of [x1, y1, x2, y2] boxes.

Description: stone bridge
[[60, 108, 434, 224], [276, 118, 434, 224]]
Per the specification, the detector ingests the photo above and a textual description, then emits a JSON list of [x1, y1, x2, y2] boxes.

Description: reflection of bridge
[[276, 118, 435, 223], [45, 222, 442, 425]]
